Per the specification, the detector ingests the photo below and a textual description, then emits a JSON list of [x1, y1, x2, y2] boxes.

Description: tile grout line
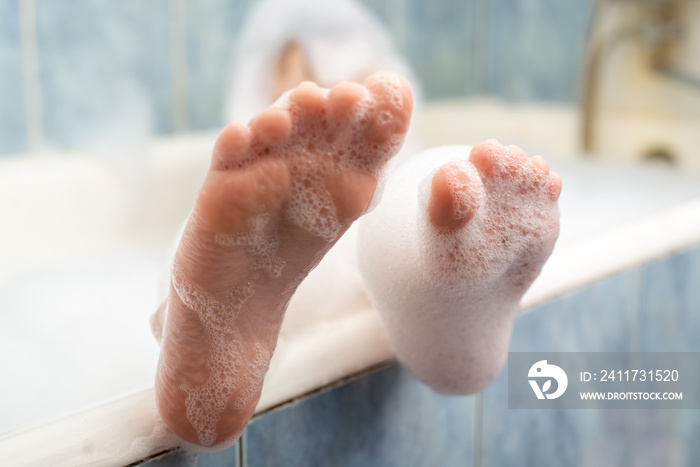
[[18, 0, 44, 152], [625, 266, 644, 467], [239, 428, 246, 466], [473, 393, 483, 467]]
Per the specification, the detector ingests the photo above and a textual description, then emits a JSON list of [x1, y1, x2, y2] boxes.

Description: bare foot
[[358, 140, 561, 394], [156, 71, 413, 448]]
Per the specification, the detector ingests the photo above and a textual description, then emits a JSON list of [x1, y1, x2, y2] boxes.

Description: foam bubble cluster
[[284, 153, 345, 239], [272, 83, 405, 240], [358, 144, 560, 395], [231, 343, 270, 410], [172, 261, 254, 334], [374, 72, 405, 113], [414, 150, 559, 290], [216, 214, 286, 279], [179, 332, 270, 447], [171, 218, 283, 446], [442, 161, 483, 221], [172, 262, 265, 446]]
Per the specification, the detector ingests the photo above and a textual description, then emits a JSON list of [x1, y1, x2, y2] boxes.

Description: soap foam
[[441, 160, 483, 221], [231, 343, 270, 410], [172, 261, 254, 335], [171, 217, 281, 446], [216, 214, 286, 279], [179, 332, 270, 447], [413, 149, 559, 290], [358, 144, 560, 395], [269, 85, 404, 240]]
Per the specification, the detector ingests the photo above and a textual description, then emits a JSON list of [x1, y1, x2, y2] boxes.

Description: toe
[[548, 171, 562, 201], [212, 122, 251, 170], [469, 139, 504, 177], [197, 159, 290, 233], [507, 144, 528, 162], [327, 81, 370, 124], [289, 82, 324, 119], [363, 71, 414, 143], [326, 169, 378, 224], [250, 108, 292, 147], [428, 161, 484, 231], [530, 155, 550, 174]]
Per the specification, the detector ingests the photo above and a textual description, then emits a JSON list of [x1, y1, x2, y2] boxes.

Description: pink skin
[[155, 71, 413, 448], [430, 143, 561, 230]]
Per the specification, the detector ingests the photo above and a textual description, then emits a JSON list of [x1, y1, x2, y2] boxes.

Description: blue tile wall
[[479, 246, 700, 467], [399, 0, 475, 100], [244, 364, 475, 467], [629, 246, 700, 467], [511, 269, 641, 354], [0, 0, 28, 155], [35, 0, 173, 150], [485, 0, 595, 102], [481, 269, 642, 467], [639, 246, 700, 352], [0, 0, 595, 154], [184, 0, 255, 131]]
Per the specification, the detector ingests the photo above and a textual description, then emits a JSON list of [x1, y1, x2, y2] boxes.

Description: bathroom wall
[[0, 0, 594, 156]]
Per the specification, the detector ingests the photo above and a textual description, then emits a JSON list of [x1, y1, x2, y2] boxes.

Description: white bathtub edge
[[0, 389, 173, 467], [522, 196, 700, 310]]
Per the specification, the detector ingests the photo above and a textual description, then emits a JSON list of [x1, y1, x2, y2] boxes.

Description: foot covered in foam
[[358, 140, 561, 394], [155, 71, 413, 448]]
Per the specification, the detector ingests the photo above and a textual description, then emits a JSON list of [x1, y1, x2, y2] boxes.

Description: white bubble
[[216, 214, 286, 279]]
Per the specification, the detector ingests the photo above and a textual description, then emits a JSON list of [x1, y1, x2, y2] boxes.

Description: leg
[[358, 140, 561, 394], [156, 71, 413, 448]]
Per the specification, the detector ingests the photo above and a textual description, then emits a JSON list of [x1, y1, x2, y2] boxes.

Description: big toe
[[364, 71, 414, 143], [428, 161, 484, 231]]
